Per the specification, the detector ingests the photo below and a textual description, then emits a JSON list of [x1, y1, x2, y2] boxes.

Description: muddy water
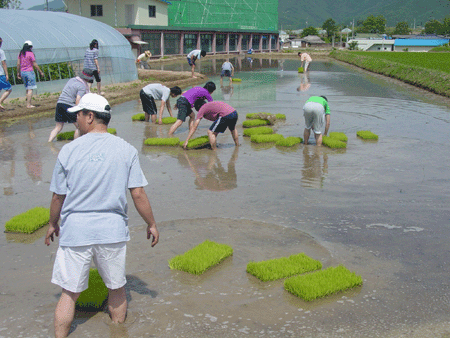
[[1, 58, 450, 337]]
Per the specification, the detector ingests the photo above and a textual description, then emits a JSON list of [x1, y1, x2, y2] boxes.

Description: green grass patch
[[322, 136, 347, 149], [4, 206, 50, 234], [243, 126, 274, 137], [232, 78, 242, 82], [168, 240, 233, 275], [182, 135, 210, 149], [276, 136, 302, 147], [144, 137, 180, 146], [328, 132, 347, 142], [250, 134, 284, 143], [247, 253, 322, 282], [298, 67, 304, 73], [243, 119, 270, 128], [357, 130, 378, 140], [161, 117, 177, 124], [284, 265, 363, 301], [76, 268, 108, 311], [132, 113, 145, 121]]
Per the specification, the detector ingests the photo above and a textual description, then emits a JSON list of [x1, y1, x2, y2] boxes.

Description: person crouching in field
[[140, 83, 181, 124], [303, 95, 330, 146], [169, 81, 216, 136], [220, 60, 234, 87], [186, 49, 206, 78], [183, 100, 239, 150]]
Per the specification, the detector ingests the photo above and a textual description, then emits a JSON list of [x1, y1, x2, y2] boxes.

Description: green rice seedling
[[132, 113, 145, 121], [4, 207, 50, 234], [168, 240, 233, 275], [107, 128, 117, 135], [276, 136, 303, 147], [357, 130, 378, 140], [246, 112, 285, 120], [144, 137, 180, 146], [56, 131, 75, 141], [243, 126, 274, 137], [232, 78, 242, 82], [298, 67, 304, 73], [161, 117, 177, 124], [243, 119, 270, 128], [328, 132, 347, 142], [322, 136, 347, 149], [247, 253, 322, 282], [250, 134, 284, 143], [182, 135, 210, 149], [275, 113, 286, 120], [284, 265, 363, 301], [76, 268, 108, 310]]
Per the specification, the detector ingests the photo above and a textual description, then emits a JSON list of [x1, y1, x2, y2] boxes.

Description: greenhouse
[[0, 9, 137, 98]]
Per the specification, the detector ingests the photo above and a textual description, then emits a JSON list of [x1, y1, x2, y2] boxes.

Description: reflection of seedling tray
[[276, 136, 303, 147], [284, 265, 363, 301], [247, 253, 322, 282], [232, 78, 242, 82], [182, 135, 210, 149], [57, 128, 116, 141], [169, 240, 233, 275], [298, 67, 304, 73], [322, 136, 347, 149], [76, 268, 108, 311], [144, 137, 180, 146], [329, 132, 348, 142], [250, 134, 284, 143], [4, 206, 50, 234], [357, 130, 378, 140], [161, 117, 177, 124], [243, 126, 274, 137], [243, 119, 270, 128], [246, 113, 286, 120], [132, 113, 145, 121]]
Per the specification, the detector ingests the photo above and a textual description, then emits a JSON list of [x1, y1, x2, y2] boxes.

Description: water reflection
[[179, 148, 238, 191], [0, 129, 15, 195], [297, 72, 311, 92], [301, 146, 328, 189], [23, 121, 42, 183], [220, 84, 234, 101]]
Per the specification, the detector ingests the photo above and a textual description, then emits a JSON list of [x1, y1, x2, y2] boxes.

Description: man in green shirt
[[303, 95, 330, 146]]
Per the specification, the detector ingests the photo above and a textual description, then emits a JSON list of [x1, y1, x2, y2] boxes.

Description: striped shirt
[[84, 48, 99, 70]]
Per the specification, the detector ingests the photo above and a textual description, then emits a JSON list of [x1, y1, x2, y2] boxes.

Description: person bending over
[[140, 83, 181, 123], [303, 95, 330, 146], [186, 49, 206, 78]]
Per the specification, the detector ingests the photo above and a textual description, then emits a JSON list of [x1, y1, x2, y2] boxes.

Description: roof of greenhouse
[[0, 9, 135, 67]]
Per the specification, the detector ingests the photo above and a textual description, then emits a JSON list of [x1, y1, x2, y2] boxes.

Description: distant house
[[65, 0, 171, 27], [282, 35, 327, 49], [346, 38, 395, 51], [393, 37, 449, 52], [348, 35, 449, 52]]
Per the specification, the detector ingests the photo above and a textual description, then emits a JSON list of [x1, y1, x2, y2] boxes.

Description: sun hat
[[79, 68, 94, 83], [145, 50, 152, 56], [24, 40, 33, 46], [68, 93, 111, 114]]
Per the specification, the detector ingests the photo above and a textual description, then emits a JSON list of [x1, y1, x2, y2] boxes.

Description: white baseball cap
[[68, 93, 111, 114], [24, 40, 33, 46]]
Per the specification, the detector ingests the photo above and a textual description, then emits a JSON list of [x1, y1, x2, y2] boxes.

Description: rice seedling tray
[[322, 135, 347, 149], [56, 128, 116, 141], [182, 135, 210, 149], [76, 268, 108, 311], [243, 119, 270, 128], [132, 113, 145, 121], [144, 137, 180, 146], [276, 136, 303, 147], [4, 206, 50, 234], [161, 117, 177, 124], [328, 132, 347, 142], [250, 133, 284, 143], [243, 126, 274, 137], [357, 130, 378, 140]]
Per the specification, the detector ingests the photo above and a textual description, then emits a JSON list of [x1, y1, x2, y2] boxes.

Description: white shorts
[[51, 242, 127, 293], [303, 101, 325, 134]]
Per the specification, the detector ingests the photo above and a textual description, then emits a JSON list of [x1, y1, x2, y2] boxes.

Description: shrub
[[250, 134, 284, 143], [4, 207, 50, 234], [132, 113, 145, 121], [276, 136, 303, 147], [243, 119, 270, 128], [322, 135, 347, 149], [161, 117, 177, 124], [284, 265, 363, 301], [328, 132, 348, 142], [357, 130, 378, 140], [247, 253, 322, 281], [243, 126, 274, 137], [76, 268, 108, 310], [168, 240, 233, 275], [144, 137, 180, 146], [182, 135, 210, 149]]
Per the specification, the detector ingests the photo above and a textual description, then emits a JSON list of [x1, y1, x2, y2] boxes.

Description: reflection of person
[[136, 50, 152, 69], [220, 60, 234, 86], [301, 146, 328, 189], [24, 121, 42, 182], [140, 83, 181, 124], [297, 73, 311, 92], [48, 69, 94, 142], [221, 84, 233, 101], [303, 95, 330, 146], [0, 130, 15, 196], [298, 52, 312, 71], [169, 82, 216, 136], [16, 41, 44, 108], [186, 49, 206, 78], [0, 37, 12, 111], [84, 39, 103, 94], [183, 100, 239, 150], [45, 93, 159, 337]]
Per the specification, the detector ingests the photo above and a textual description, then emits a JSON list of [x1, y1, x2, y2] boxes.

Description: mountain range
[[27, 0, 450, 30]]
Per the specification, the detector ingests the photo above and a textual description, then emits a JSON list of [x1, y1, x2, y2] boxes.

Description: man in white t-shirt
[[186, 49, 206, 78], [45, 93, 159, 337], [298, 52, 312, 71], [220, 60, 234, 86], [136, 50, 152, 69], [140, 83, 181, 123], [0, 37, 12, 111]]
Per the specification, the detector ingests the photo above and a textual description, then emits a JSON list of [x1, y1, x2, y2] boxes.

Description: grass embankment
[[330, 50, 450, 97]]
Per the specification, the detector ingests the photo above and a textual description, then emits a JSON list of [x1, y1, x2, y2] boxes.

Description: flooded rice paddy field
[[1, 58, 450, 337]]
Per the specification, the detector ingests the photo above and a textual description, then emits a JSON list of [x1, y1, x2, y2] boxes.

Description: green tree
[[361, 15, 386, 34], [0, 0, 21, 9], [393, 21, 411, 35], [424, 19, 443, 34], [301, 26, 318, 38], [322, 18, 337, 39]]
